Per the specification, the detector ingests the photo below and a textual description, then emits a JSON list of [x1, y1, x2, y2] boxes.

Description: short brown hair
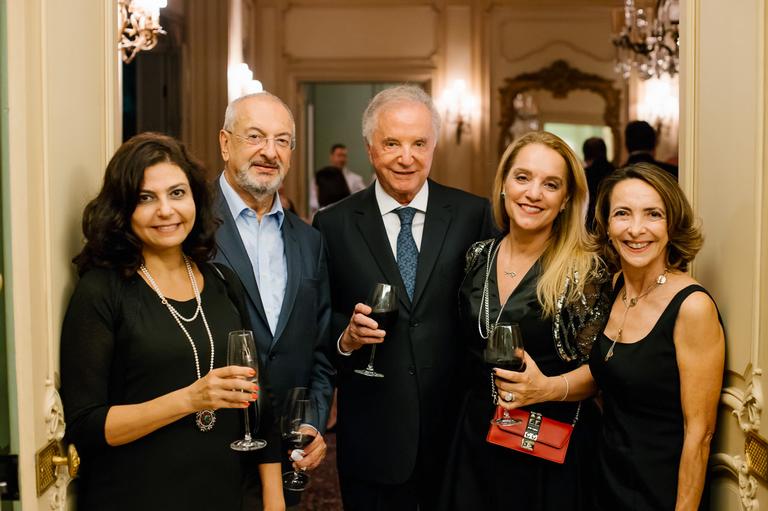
[[590, 163, 703, 271]]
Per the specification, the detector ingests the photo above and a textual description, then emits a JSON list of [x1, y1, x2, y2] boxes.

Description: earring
[[501, 191, 506, 199]]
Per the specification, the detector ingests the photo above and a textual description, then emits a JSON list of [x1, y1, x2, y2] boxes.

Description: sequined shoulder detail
[[552, 265, 612, 364], [464, 238, 495, 274]]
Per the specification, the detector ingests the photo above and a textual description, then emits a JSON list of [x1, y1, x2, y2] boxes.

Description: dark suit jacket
[[625, 152, 678, 180], [313, 179, 495, 485], [213, 179, 334, 431], [585, 158, 615, 229]]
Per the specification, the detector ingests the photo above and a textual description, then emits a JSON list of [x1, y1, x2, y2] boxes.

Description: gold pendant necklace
[[604, 270, 668, 362]]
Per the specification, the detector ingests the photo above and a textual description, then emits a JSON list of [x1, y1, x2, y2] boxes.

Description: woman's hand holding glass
[[493, 352, 564, 409], [185, 365, 259, 412]]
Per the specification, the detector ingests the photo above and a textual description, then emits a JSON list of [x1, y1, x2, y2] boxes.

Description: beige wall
[[4, 0, 119, 508], [681, 0, 768, 508], [209, 0, 624, 214]]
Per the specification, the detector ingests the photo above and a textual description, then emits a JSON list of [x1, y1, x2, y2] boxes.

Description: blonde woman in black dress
[[441, 131, 610, 510]]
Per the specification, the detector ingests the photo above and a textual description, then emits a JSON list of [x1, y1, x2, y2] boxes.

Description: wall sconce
[[227, 63, 264, 102], [635, 75, 678, 133], [438, 80, 478, 145], [118, 0, 167, 64]]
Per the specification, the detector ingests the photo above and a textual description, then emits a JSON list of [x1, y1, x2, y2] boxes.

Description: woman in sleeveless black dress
[[440, 132, 610, 510], [588, 164, 725, 510]]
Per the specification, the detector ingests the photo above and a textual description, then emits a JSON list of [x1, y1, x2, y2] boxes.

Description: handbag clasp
[[521, 411, 542, 451]]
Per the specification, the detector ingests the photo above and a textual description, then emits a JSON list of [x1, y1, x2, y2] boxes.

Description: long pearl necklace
[[140, 255, 216, 431], [604, 270, 668, 362]]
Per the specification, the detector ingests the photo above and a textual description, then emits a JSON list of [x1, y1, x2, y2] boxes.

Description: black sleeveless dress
[[589, 279, 714, 510]]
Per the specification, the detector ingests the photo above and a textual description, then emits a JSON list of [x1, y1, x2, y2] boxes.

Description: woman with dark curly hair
[[61, 132, 285, 511], [588, 163, 724, 510]]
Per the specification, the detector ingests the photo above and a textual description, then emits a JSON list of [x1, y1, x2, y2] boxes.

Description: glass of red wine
[[484, 322, 525, 426], [227, 330, 267, 451], [354, 283, 398, 378], [281, 387, 317, 491]]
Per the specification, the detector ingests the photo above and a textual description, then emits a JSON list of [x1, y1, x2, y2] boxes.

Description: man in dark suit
[[624, 120, 678, 179], [583, 136, 615, 230], [213, 92, 334, 489], [313, 85, 495, 510]]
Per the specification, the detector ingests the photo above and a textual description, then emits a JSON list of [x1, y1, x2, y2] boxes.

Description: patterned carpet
[[297, 431, 343, 510]]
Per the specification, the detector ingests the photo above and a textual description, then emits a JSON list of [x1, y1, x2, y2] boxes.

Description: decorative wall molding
[[711, 453, 759, 511], [500, 39, 613, 64], [722, 365, 764, 433], [43, 380, 65, 442], [43, 381, 69, 510]]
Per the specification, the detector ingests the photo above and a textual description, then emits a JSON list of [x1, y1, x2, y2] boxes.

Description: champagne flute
[[484, 323, 525, 426], [227, 330, 267, 451], [281, 388, 317, 491], [354, 283, 398, 378]]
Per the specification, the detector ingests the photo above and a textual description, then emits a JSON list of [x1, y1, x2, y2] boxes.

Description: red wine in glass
[[355, 283, 398, 378], [484, 323, 525, 426], [288, 432, 316, 450], [281, 390, 316, 492]]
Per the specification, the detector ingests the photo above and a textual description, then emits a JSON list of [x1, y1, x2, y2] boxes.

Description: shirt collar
[[219, 172, 285, 228], [374, 179, 429, 216]]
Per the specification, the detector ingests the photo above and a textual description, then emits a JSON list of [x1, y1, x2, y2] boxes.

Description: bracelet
[[559, 374, 569, 401]]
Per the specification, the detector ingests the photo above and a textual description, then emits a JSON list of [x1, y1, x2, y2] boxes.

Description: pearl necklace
[[140, 255, 217, 431], [604, 270, 668, 362]]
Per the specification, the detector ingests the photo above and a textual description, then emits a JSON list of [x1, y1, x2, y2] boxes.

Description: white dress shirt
[[374, 178, 428, 257], [338, 180, 429, 355]]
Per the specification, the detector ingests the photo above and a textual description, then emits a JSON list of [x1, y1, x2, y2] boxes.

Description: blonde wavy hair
[[491, 131, 601, 317]]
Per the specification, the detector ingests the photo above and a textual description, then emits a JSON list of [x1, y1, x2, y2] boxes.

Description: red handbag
[[485, 404, 580, 464]]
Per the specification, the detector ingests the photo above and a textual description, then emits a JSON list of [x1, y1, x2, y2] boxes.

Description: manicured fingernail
[[251, 393, 259, 401], [252, 384, 259, 392], [241, 402, 249, 407], [248, 369, 256, 377]]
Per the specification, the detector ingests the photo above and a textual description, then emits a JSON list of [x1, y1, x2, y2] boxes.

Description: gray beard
[[234, 164, 283, 200]]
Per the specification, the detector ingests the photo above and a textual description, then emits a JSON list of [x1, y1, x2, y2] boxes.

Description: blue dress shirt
[[219, 173, 287, 335]]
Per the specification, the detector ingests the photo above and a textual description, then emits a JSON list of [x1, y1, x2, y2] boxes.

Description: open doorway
[[300, 81, 421, 216]]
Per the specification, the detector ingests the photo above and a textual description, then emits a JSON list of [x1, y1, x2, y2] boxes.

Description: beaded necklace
[[140, 255, 216, 431]]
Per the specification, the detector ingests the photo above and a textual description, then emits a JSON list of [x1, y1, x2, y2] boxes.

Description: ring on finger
[[502, 391, 515, 403]]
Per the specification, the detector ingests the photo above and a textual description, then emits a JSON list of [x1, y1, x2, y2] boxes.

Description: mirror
[[498, 59, 622, 165]]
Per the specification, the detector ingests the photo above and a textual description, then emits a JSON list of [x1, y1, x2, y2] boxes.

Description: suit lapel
[[214, 184, 271, 332], [354, 188, 411, 310], [412, 181, 452, 306], [273, 214, 300, 343]]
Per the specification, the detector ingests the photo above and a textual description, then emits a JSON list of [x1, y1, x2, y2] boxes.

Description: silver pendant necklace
[[140, 255, 217, 431], [604, 270, 668, 362]]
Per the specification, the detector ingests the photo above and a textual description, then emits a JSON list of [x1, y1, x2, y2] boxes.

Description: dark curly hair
[[589, 163, 703, 272], [73, 132, 219, 276]]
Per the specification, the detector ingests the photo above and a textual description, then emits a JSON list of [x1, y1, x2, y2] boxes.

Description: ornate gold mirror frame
[[498, 60, 622, 165]]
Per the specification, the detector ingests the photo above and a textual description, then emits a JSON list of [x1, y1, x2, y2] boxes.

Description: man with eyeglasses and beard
[[214, 92, 334, 507]]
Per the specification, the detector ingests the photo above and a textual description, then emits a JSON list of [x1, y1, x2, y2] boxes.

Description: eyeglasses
[[226, 130, 295, 150]]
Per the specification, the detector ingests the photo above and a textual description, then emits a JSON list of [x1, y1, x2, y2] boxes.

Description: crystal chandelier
[[118, 0, 168, 64], [612, 0, 680, 80]]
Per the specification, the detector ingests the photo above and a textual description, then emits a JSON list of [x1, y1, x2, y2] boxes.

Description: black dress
[[440, 240, 606, 511], [60, 264, 280, 511], [589, 280, 714, 510]]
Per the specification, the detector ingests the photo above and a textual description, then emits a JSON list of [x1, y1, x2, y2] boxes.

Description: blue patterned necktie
[[395, 207, 419, 300]]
